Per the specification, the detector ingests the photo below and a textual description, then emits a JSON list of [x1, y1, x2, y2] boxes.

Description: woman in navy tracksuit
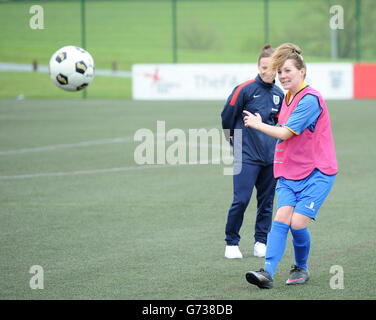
[[221, 44, 284, 259]]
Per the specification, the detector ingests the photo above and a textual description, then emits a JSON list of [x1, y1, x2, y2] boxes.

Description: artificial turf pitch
[[0, 98, 375, 300]]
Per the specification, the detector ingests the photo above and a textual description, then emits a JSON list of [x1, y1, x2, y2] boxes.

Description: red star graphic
[[144, 67, 161, 85]]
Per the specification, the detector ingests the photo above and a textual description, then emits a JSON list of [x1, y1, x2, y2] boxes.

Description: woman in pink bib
[[243, 43, 338, 289]]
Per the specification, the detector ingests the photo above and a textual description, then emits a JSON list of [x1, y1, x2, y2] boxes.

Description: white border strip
[[0, 62, 131, 78]]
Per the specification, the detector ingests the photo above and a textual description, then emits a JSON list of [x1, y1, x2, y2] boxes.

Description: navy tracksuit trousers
[[225, 162, 276, 246]]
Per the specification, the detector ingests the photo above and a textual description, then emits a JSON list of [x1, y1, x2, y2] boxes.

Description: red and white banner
[[132, 63, 374, 100], [132, 63, 258, 100]]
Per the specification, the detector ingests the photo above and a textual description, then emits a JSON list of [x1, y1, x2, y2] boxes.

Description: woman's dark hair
[[258, 44, 275, 65]]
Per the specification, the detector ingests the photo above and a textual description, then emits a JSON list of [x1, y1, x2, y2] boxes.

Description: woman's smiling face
[[277, 59, 305, 94]]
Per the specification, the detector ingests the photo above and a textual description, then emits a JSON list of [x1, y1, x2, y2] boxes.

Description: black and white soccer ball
[[49, 45, 95, 91]]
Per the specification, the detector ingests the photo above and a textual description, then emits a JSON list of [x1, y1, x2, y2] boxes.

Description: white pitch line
[[0, 137, 133, 155], [0, 165, 164, 180], [0, 139, 230, 155], [0, 156, 233, 180], [0, 126, 233, 179], [0, 125, 224, 155]]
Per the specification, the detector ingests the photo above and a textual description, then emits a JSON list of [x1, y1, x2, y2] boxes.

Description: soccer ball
[[49, 45, 95, 91]]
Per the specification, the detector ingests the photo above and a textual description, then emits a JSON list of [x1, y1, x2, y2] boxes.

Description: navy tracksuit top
[[221, 74, 284, 165]]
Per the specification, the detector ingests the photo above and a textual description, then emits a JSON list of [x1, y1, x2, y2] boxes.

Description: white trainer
[[224, 245, 243, 259], [254, 242, 266, 257]]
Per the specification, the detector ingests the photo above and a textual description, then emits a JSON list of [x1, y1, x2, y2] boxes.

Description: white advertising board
[[132, 63, 353, 100], [132, 64, 258, 101], [303, 63, 353, 100]]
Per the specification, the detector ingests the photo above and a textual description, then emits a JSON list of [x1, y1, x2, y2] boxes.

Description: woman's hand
[[243, 110, 294, 141], [243, 110, 262, 129]]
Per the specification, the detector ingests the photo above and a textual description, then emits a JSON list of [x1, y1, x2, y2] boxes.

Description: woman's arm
[[243, 110, 294, 141]]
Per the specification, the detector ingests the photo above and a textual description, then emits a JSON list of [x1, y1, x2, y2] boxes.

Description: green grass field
[[0, 72, 132, 99], [1, 0, 374, 99], [0, 0, 334, 69], [0, 98, 375, 300]]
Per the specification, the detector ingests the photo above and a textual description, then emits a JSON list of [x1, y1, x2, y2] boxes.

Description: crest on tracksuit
[[273, 95, 280, 105]]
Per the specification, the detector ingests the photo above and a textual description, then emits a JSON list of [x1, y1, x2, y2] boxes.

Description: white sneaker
[[224, 245, 243, 259], [254, 242, 266, 257]]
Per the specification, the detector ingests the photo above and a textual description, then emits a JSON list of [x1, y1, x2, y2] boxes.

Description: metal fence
[[0, 0, 374, 99], [1, 0, 374, 69]]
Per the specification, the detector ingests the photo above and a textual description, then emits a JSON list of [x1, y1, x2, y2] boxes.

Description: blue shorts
[[276, 169, 336, 220]]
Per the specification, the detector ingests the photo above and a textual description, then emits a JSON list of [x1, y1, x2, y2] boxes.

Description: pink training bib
[[274, 86, 338, 180]]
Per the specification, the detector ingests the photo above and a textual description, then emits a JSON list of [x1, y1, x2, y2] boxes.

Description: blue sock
[[290, 227, 311, 271], [264, 221, 290, 278]]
